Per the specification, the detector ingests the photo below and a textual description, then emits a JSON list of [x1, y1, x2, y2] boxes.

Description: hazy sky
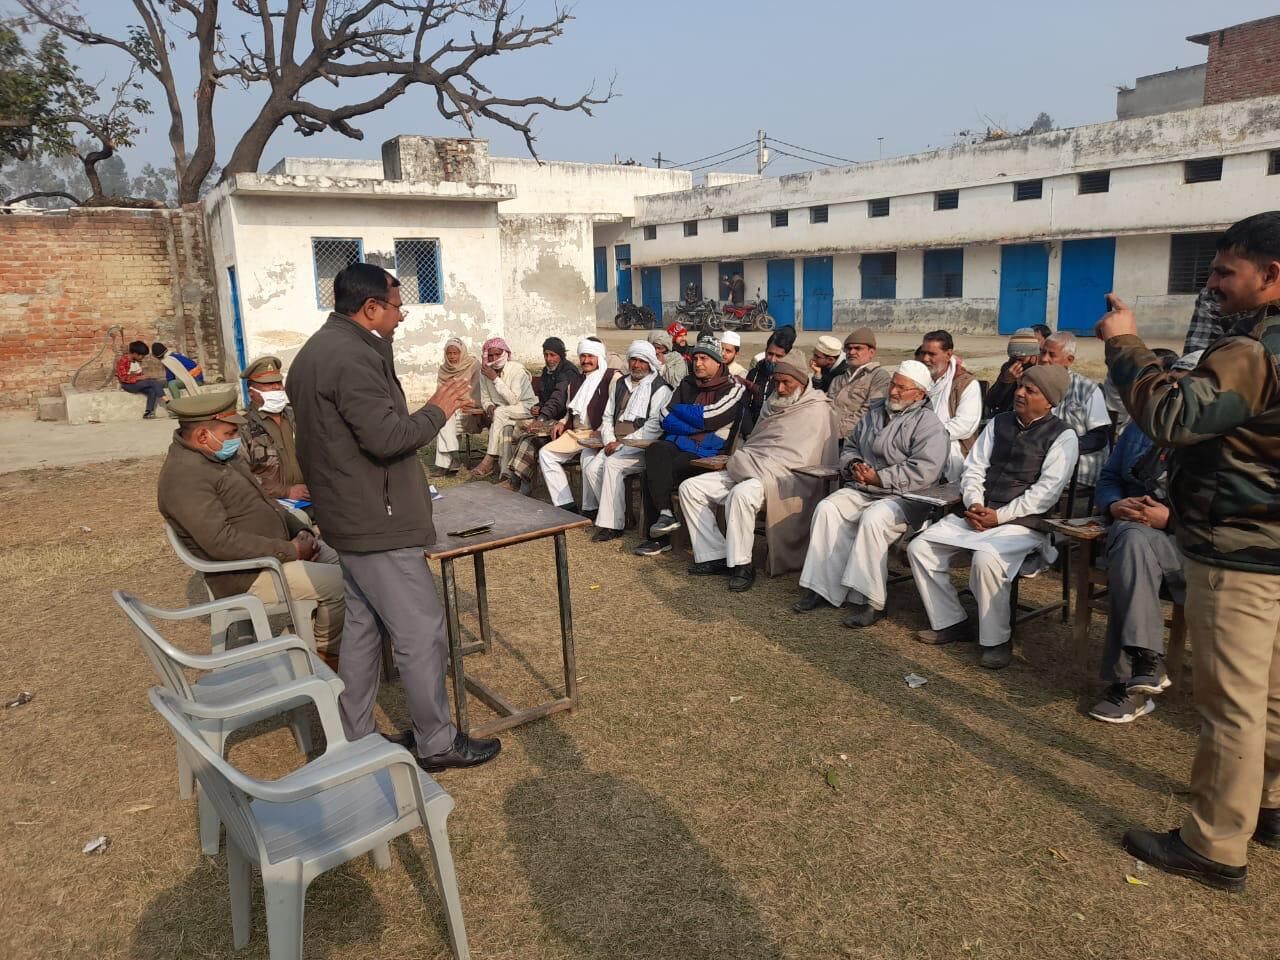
[[17, 1, 1280, 178]]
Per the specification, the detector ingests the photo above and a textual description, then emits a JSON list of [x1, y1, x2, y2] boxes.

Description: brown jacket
[[830, 361, 893, 437], [157, 434, 301, 597], [241, 408, 304, 498], [950, 365, 979, 455]]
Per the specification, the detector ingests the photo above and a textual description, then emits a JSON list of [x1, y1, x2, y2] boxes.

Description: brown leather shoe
[[916, 620, 975, 645]]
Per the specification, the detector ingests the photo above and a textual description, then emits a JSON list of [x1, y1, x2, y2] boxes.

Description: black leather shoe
[[728, 565, 756, 592], [1254, 808, 1280, 849], [916, 621, 975, 645], [688, 558, 729, 575], [417, 733, 502, 773], [592, 528, 624, 543], [841, 604, 884, 629], [792, 589, 824, 613], [1122, 828, 1246, 891], [979, 641, 1013, 670], [383, 729, 414, 750], [582, 509, 598, 522]]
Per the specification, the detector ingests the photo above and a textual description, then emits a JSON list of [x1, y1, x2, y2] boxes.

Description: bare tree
[[18, 0, 614, 204]]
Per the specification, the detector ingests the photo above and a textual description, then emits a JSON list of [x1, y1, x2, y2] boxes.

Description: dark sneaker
[[916, 620, 975, 645], [1126, 650, 1171, 696], [792, 589, 825, 613], [582, 509, 598, 522], [633, 537, 672, 557], [1122, 828, 1246, 891], [979, 641, 1013, 670], [688, 558, 729, 575], [841, 604, 884, 629], [1089, 683, 1156, 724], [649, 511, 681, 537], [1254, 808, 1280, 849], [728, 564, 756, 592], [592, 528, 624, 543], [417, 733, 502, 773]]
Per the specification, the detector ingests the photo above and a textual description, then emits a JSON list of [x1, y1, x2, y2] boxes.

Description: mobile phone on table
[[448, 521, 494, 538]]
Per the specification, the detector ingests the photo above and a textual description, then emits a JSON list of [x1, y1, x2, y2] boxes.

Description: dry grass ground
[[1, 455, 1276, 960]]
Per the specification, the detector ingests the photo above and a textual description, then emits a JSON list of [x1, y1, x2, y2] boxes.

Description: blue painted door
[[767, 259, 795, 326], [227, 266, 249, 405], [640, 266, 663, 321], [998, 244, 1049, 334], [1058, 237, 1116, 333], [679, 263, 703, 300], [802, 256, 833, 331], [615, 244, 632, 304]]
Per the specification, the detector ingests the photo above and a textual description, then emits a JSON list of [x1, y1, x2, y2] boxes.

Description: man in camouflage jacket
[[1100, 212, 1280, 891]]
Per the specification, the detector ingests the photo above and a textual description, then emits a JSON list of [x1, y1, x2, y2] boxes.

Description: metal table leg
[[440, 557, 469, 735], [555, 532, 579, 707]]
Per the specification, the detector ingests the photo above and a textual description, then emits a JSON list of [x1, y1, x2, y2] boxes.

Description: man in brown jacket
[[156, 390, 344, 659], [828, 327, 892, 436], [288, 262, 500, 774]]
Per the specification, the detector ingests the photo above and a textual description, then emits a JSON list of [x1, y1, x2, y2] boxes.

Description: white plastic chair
[[115, 589, 343, 854], [148, 682, 470, 960], [165, 523, 318, 651]]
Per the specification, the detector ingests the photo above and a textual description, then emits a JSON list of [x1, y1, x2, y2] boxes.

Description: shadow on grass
[[131, 856, 384, 959], [502, 722, 784, 960]]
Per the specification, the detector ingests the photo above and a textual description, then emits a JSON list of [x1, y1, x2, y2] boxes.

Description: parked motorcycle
[[713, 299, 774, 332], [675, 298, 721, 334], [614, 302, 657, 329]]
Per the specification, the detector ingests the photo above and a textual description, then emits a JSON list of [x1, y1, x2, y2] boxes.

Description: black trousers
[[121, 378, 167, 415], [642, 440, 701, 527]]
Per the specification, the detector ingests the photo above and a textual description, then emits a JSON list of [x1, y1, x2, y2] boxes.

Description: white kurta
[[586, 377, 672, 532], [927, 359, 983, 481], [907, 421, 1079, 647], [679, 471, 766, 568], [480, 362, 535, 457]]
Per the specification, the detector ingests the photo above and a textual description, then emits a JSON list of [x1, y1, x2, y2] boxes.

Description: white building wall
[[489, 158, 690, 217]]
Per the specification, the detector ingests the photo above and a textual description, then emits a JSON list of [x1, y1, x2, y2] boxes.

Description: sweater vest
[[984, 412, 1069, 512]]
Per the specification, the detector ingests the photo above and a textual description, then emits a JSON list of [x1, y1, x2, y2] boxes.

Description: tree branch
[[4, 189, 83, 206]]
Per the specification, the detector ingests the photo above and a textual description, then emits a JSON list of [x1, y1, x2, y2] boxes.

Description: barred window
[[934, 189, 959, 211], [394, 239, 442, 304], [1013, 179, 1043, 201], [771, 210, 789, 228], [1168, 232, 1221, 294], [723, 216, 739, 233], [861, 252, 897, 299], [643, 225, 657, 240], [1184, 157, 1223, 183], [1078, 170, 1111, 194], [810, 205, 829, 224], [311, 237, 361, 309], [683, 220, 698, 237], [868, 197, 890, 218], [923, 248, 964, 299]]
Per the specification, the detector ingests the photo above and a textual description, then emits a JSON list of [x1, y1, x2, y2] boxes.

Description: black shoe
[[1255, 808, 1280, 849], [688, 558, 729, 575], [143, 411, 156, 420], [633, 537, 672, 557], [728, 565, 755, 592], [416, 733, 502, 773], [1126, 649, 1171, 696], [916, 621, 975, 645], [383, 728, 414, 750], [582, 509, 598, 522], [649, 511, 681, 537], [841, 604, 884, 629], [979, 641, 1013, 670], [592, 527, 624, 543], [792, 589, 824, 613], [1122, 828, 1246, 891]]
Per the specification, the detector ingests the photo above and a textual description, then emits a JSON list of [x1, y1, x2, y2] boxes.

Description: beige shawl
[[726, 386, 838, 575]]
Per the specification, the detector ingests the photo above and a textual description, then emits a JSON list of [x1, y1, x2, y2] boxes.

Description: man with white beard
[[792, 361, 948, 627], [583, 340, 673, 542], [919, 329, 982, 481]]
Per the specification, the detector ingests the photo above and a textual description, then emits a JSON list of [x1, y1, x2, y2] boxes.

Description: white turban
[[626, 339, 659, 373], [576, 338, 608, 363], [895, 359, 933, 392], [720, 331, 741, 348]]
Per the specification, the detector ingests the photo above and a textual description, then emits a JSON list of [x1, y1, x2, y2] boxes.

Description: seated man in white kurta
[[470, 335, 536, 479], [792, 360, 948, 629], [583, 340, 673, 542], [677, 348, 838, 593], [907, 364, 1079, 670], [536, 338, 619, 513]]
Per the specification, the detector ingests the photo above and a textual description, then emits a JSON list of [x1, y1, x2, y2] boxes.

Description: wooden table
[[691, 454, 729, 471], [1044, 517, 1107, 694], [424, 484, 591, 738]]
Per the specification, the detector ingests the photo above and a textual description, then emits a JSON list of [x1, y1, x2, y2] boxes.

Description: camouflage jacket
[[1106, 304, 1280, 574], [240, 408, 305, 498]]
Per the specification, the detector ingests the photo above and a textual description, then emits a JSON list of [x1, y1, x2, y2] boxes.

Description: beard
[[768, 390, 801, 412], [887, 397, 909, 414]]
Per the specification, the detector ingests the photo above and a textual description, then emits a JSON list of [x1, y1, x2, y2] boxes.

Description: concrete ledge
[[37, 397, 66, 421], [60, 383, 160, 425]]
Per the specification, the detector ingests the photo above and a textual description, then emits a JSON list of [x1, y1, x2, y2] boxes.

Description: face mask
[[211, 435, 241, 461], [489, 355, 507, 370], [257, 390, 288, 414]]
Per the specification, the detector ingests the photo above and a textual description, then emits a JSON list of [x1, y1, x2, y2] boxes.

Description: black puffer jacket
[[288, 312, 445, 552]]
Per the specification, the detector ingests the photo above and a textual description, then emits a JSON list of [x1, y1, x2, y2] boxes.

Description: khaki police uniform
[[156, 390, 343, 655], [238, 355, 306, 499]]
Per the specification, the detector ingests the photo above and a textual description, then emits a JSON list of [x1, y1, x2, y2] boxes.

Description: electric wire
[[767, 147, 841, 167], [667, 140, 757, 169], [765, 136, 858, 165], [683, 147, 758, 172]]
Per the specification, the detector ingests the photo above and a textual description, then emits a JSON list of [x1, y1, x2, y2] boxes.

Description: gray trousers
[[1100, 520, 1186, 682], [336, 547, 456, 757]]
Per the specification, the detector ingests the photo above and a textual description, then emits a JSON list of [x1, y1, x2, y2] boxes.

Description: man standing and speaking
[[1100, 212, 1280, 890], [288, 262, 501, 773]]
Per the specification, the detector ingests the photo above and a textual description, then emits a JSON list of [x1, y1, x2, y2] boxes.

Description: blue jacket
[[659, 373, 746, 457], [1094, 424, 1161, 516]]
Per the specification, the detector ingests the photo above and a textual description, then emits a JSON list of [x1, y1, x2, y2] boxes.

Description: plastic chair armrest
[[138, 593, 275, 644], [250, 737, 421, 804]]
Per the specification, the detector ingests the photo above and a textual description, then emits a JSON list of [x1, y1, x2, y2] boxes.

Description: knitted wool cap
[[1007, 328, 1041, 359], [1020, 364, 1069, 407], [773, 349, 811, 385]]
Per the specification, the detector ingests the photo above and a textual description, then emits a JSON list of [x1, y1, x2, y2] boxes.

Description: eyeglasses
[[370, 298, 406, 318]]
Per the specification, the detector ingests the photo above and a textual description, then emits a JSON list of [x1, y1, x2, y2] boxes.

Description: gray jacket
[[840, 397, 948, 493], [288, 312, 446, 553]]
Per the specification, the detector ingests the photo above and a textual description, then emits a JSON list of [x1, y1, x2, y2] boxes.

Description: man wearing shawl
[[472, 335, 536, 478], [677, 348, 838, 591], [793, 361, 948, 627], [535, 338, 620, 512], [505, 337, 583, 491], [908, 364, 1079, 670], [584, 340, 674, 542], [432, 337, 482, 474], [647, 329, 688, 389]]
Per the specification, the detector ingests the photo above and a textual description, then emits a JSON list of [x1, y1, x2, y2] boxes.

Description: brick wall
[[0, 205, 224, 409], [1202, 15, 1280, 105]]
